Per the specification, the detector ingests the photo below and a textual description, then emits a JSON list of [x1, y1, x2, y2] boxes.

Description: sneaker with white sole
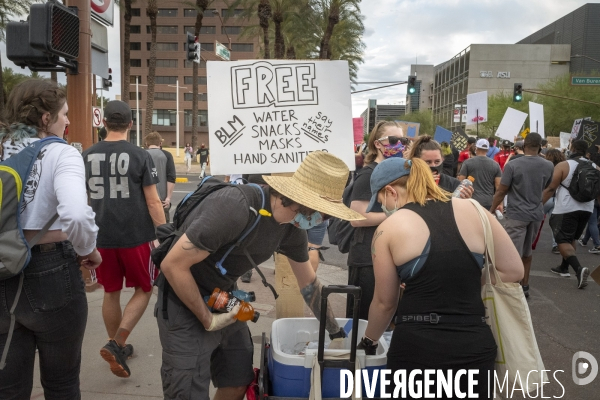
[[552, 246, 560, 254], [578, 239, 587, 247], [577, 267, 590, 289], [550, 266, 571, 277], [589, 246, 600, 254]]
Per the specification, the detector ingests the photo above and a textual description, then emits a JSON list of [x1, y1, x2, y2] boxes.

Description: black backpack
[[152, 177, 278, 319], [563, 159, 600, 203], [327, 164, 373, 253]]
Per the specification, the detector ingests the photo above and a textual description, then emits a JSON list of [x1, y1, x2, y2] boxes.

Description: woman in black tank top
[[359, 157, 524, 399]]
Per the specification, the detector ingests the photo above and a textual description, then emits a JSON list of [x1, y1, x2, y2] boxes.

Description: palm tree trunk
[[319, 2, 340, 59], [0, 53, 4, 115], [192, 0, 209, 152], [144, 0, 158, 136], [121, 0, 133, 103], [258, 0, 271, 59], [286, 45, 296, 59], [273, 11, 285, 59]]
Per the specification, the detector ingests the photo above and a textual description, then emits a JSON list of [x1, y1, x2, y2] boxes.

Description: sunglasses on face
[[377, 136, 401, 145]]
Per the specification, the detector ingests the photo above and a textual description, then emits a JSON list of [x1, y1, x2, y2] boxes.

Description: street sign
[[92, 107, 103, 127], [215, 41, 230, 61], [91, 0, 114, 27], [571, 76, 600, 86]]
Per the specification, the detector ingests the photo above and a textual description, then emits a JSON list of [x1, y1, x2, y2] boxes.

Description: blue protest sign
[[434, 125, 452, 144]]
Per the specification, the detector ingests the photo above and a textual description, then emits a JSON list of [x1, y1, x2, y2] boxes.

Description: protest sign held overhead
[[434, 126, 452, 144], [451, 128, 469, 151], [574, 119, 600, 148], [529, 102, 545, 137], [395, 121, 420, 138], [496, 107, 528, 141], [466, 91, 488, 123], [207, 60, 354, 175]]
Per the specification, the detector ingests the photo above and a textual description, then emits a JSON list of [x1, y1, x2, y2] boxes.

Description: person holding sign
[[156, 151, 363, 400]]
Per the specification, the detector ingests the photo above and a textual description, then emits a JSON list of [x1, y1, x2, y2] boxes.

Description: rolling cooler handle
[[317, 285, 362, 382]]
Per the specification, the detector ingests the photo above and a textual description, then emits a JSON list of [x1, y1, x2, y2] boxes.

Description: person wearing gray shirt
[[490, 133, 554, 299], [145, 132, 176, 222], [458, 139, 502, 209]]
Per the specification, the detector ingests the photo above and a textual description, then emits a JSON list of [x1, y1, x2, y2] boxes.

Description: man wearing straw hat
[[156, 151, 364, 400]]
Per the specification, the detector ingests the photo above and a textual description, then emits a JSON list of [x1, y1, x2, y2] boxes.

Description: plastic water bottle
[[495, 210, 504, 220], [452, 176, 475, 198], [206, 288, 260, 323]]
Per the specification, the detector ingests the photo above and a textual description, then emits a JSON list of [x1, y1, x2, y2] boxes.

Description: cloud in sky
[[1, 0, 596, 117]]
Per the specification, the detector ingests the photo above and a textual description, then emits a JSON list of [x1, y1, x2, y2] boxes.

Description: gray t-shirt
[[460, 156, 502, 208], [181, 185, 308, 296], [501, 155, 554, 221], [146, 148, 176, 200]]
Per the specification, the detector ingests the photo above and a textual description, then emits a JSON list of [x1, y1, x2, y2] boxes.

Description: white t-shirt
[[2, 137, 98, 255], [553, 158, 595, 215]]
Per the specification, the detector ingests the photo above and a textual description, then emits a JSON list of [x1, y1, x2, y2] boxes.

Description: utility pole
[[65, 0, 93, 150], [168, 79, 188, 157]]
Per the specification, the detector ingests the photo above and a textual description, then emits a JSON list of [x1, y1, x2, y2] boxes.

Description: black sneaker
[[577, 267, 590, 289], [550, 266, 570, 277], [240, 270, 252, 283], [123, 344, 134, 359], [552, 246, 560, 254], [522, 285, 530, 298], [100, 340, 131, 378], [589, 246, 600, 254]]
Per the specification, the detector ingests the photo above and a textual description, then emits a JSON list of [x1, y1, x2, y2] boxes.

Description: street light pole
[[168, 80, 188, 157], [136, 77, 140, 147]]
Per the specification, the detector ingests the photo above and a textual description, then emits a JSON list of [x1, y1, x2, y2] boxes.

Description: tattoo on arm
[[372, 230, 383, 259]]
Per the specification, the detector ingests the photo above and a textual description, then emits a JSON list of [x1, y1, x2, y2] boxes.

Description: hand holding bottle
[[207, 304, 240, 331]]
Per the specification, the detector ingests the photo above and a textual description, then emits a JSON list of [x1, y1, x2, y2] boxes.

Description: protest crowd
[[1, 78, 599, 400]]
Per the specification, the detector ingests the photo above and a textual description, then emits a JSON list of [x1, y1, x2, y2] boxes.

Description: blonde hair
[[364, 121, 403, 164], [379, 158, 450, 206]]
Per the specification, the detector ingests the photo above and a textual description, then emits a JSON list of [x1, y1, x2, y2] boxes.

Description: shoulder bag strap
[[468, 199, 504, 287]]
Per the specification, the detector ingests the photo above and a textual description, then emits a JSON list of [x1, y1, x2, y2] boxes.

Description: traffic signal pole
[[65, 0, 93, 150]]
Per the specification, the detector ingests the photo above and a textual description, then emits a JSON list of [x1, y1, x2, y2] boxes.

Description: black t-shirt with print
[[180, 185, 308, 297], [197, 148, 209, 164], [347, 163, 379, 268], [83, 140, 159, 248]]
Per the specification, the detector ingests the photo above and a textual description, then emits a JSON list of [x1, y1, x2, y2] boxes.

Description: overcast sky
[[1, 0, 597, 117]]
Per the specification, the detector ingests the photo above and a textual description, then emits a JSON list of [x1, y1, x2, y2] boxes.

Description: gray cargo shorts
[[503, 217, 542, 258], [155, 288, 254, 400]]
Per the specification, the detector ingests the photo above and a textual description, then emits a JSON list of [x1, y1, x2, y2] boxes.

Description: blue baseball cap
[[366, 158, 412, 213]]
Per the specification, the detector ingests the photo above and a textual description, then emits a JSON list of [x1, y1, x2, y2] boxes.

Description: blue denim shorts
[[307, 220, 328, 246]]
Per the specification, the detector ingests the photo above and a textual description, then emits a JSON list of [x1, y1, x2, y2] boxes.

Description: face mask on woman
[[290, 211, 324, 230], [429, 164, 444, 176], [381, 190, 399, 217], [381, 142, 405, 159]]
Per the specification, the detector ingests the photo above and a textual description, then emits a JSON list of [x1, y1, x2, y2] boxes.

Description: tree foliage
[[396, 110, 435, 136]]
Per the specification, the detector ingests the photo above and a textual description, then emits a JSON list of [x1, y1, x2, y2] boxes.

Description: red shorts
[[97, 242, 158, 293]]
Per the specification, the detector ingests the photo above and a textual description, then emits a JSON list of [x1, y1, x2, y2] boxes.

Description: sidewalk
[[30, 259, 348, 399]]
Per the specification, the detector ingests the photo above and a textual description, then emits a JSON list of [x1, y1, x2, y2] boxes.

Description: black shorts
[[549, 211, 591, 244]]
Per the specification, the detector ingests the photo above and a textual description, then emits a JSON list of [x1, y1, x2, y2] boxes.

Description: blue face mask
[[290, 211, 324, 230]]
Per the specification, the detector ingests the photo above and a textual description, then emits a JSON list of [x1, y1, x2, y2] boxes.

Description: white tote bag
[[470, 200, 546, 396]]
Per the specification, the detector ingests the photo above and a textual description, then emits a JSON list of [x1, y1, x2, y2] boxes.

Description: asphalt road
[[172, 174, 600, 397]]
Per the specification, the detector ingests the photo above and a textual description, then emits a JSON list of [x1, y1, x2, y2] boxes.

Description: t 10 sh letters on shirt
[[83, 141, 159, 248]]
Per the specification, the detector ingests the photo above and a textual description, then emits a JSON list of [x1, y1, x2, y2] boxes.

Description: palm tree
[[188, 0, 211, 151], [0, 0, 37, 114], [257, 0, 271, 59], [317, 0, 362, 60], [121, 0, 134, 103], [144, 0, 158, 136]]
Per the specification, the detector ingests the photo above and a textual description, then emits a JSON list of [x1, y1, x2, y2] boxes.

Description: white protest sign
[[207, 60, 354, 175], [529, 102, 545, 137], [466, 91, 488, 124], [496, 107, 528, 141], [560, 132, 571, 149], [571, 119, 583, 139]]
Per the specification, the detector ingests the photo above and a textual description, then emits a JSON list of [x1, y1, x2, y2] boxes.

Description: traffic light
[[186, 33, 200, 63], [102, 68, 113, 91], [513, 83, 523, 102], [407, 76, 417, 94], [6, 2, 79, 72], [29, 2, 80, 60]]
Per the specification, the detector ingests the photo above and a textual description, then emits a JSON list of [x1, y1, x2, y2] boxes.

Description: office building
[[120, 1, 259, 147], [406, 64, 434, 114], [360, 100, 406, 136]]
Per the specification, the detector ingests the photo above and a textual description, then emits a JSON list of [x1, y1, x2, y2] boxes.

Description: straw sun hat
[[262, 151, 365, 221]]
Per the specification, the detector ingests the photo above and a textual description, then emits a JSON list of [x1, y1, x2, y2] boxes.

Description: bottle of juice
[[206, 288, 260, 323]]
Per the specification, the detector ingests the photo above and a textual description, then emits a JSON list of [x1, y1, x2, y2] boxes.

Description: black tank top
[[397, 200, 485, 317], [388, 200, 496, 369]]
